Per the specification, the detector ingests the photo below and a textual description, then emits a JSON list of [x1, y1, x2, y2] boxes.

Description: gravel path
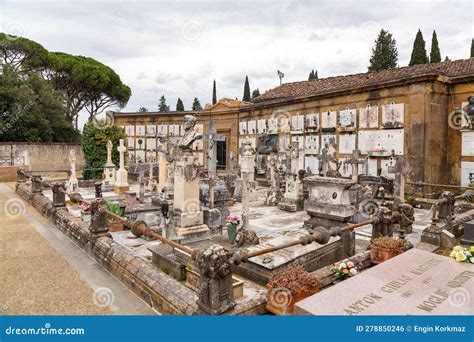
[[0, 191, 111, 315]]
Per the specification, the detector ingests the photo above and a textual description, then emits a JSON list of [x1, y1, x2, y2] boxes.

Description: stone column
[[195, 245, 235, 315], [240, 143, 255, 229], [114, 139, 129, 194]]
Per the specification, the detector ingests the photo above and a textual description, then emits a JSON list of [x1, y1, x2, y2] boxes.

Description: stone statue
[[178, 115, 202, 151]]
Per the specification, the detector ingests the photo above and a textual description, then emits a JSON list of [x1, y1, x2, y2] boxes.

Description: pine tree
[[429, 30, 441, 63], [176, 98, 184, 111], [308, 70, 314, 81], [368, 29, 398, 71], [212, 80, 217, 105], [471, 39, 474, 58], [138, 107, 148, 112], [192, 97, 202, 111], [409, 29, 429, 66], [242, 75, 251, 101], [314, 70, 318, 80], [158, 95, 170, 112], [251, 89, 260, 99]]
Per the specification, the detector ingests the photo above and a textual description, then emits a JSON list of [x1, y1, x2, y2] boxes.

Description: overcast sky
[[1, 0, 472, 128]]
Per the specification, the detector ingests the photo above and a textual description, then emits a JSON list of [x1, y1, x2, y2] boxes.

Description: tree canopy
[[409, 29, 429, 66], [368, 29, 398, 71], [242, 76, 250, 101], [192, 97, 202, 111], [158, 95, 170, 112], [429, 30, 441, 63], [308, 69, 318, 80], [176, 98, 184, 111], [212, 80, 217, 105], [251, 89, 261, 99]]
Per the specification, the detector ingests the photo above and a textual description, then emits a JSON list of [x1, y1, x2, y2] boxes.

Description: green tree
[[251, 89, 260, 99], [430, 30, 441, 63], [445, 56, 451, 62], [192, 97, 202, 111], [82, 120, 125, 180], [176, 98, 184, 111], [308, 70, 319, 80], [212, 79, 217, 105], [471, 39, 474, 58], [0, 33, 50, 73], [158, 95, 170, 112], [242, 75, 251, 101], [138, 107, 148, 112], [368, 29, 398, 71], [0, 65, 79, 143], [409, 29, 429, 66]]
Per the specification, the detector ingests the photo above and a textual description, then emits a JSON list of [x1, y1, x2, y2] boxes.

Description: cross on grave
[[344, 149, 366, 181]]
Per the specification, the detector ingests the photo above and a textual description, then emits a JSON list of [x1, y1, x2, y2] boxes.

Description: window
[[216, 135, 227, 170]]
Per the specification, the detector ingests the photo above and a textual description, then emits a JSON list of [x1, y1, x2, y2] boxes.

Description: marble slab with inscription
[[239, 121, 247, 135], [461, 131, 474, 157], [339, 134, 356, 154], [247, 120, 257, 135], [296, 248, 474, 315], [247, 231, 340, 270], [321, 110, 337, 129], [461, 161, 474, 187], [358, 129, 404, 155], [359, 105, 379, 128]]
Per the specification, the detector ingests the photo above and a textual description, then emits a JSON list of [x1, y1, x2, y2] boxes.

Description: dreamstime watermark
[[267, 287, 292, 309], [182, 21, 203, 41], [0, 101, 34, 135], [270, 109, 291, 133], [92, 287, 114, 308], [447, 109, 470, 130], [0, 279, 33, 313], [4, 198, 26, 219], [5, 323, 85, 336], [448, 287, 470, 308], [182, 198, 201, 213], [359, 21, 382, 41], [2, 21, 25, 41], [90, 111, 115, 130]]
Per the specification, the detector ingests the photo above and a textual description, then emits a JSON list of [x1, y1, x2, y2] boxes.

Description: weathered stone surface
[[295, 248, 474, 315]]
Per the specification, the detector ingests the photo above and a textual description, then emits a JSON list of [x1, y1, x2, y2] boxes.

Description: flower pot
[[226, 223, 238, 244], [108, 221, 124, 232], [370, 245, 401, 264], [265, 284, 319, 315]]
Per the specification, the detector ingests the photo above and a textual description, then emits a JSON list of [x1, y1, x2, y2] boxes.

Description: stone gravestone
[[240, 142, 256, 229], [114, 139, 130, 194], [103, 140, 116, 184], [173, 115, 210, 243], [295, 248, 474, 315]]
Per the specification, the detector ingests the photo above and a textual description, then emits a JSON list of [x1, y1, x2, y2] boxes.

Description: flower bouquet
[[449, 246, 473, 263], [332, 259, 358, 281]]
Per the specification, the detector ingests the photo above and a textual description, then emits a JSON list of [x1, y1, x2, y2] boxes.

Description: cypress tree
[[308, 70, 314, 81], [314, 70, 318, 80], [444, 56, 451, 62], [251, 89, 260, 99], [368, 29, 398, 71], [409, 29, 429, 66], [242, 75, 251, 101], [471, 39, 474, 58], [176, 98, 184, 111], [212, 79, 217, 105], [429, 30, 441, 63], [192, 97, 202, 111], [158, 95, 170, 112]]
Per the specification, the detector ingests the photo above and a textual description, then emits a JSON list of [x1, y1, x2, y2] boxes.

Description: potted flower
[[331, 259, 358, 283], [449, 246, 473, 263], [107, 201, 124, 232], [370, 236, 408, 264], [225, 215, 240, 243], [266, 265, 320, 315]]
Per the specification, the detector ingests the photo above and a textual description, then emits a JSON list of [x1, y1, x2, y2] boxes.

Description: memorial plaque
[[339, 108, 357, 128], [157, 124, 168, 137], [305, 113, 319, 131], [136, 137, 145, 150], [135, 125, 145, 136], [127, 137, 135, 150], [321, 134, 336, 151], [461, 131, 474, 156], [296, 249, 474, 315], [279, 136, 290, 151], [169, 124, 180, 137], [359, 158, 377, 176], [125, 125, 135, 137], [321, 110, 337, 129], [239, 121, 247, 135], [146, 138, 157, 151], [247, 120, 257, 135], [268, 118, 278, 134], [146, 124, 156, 137], [136, 150, 145, 163], [291, 114, 305, 134], [340, 157, 352, 177], [359, 105, 379, 128], [280, 117, 290, 133], [305, 135, 319, 154], [461, 161, 474, 187], [257, 119, 267, 134], [239, 137, 256, 150], [358, 129, 404, 155], [339, 134, 356, 154], [381, 102, 404, 128], [381, 159, 395, 179], [304, 155, 319, 174]]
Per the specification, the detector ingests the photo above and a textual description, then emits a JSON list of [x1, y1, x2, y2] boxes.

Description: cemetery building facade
[[112, 58, 474, 189]]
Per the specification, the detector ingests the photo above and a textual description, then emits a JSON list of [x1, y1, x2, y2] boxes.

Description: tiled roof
[[253, 59, 474, 105]]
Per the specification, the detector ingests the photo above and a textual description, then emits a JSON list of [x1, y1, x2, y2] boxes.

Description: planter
[[108, 221, 124, 232], [265, 284, 319, 315], [185, 267, 244, 299], [226, 223, 238, 244], [370, 245, 401, 264]]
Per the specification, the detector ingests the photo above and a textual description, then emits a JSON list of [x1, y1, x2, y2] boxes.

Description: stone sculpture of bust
[[178, 115, 202, 151]]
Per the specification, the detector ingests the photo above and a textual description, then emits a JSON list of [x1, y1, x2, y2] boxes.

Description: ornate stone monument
[[174, 115, 210, 243], [278, 145, 304, 212], [114, 139, 130, 194], [65, 149, 78, 194], [103, 140, 116, 184]]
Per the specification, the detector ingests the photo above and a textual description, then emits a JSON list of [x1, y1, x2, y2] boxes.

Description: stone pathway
[[0, 183, 156, 315]]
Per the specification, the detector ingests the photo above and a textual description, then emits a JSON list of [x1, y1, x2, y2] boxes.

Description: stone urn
[[370, 245, 402, 264], [226, 223, 238, 244], [370, 237, 407, 264]]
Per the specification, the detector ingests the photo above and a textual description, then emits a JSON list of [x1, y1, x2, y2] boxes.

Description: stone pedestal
[[174, 151, 210, 243], [303, 176, 357, 227]]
